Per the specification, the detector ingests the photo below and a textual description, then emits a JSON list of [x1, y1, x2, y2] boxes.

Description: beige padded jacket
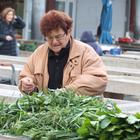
[[19, 39, 108, 96]]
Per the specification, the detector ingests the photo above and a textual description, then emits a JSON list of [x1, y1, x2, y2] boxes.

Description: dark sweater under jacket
[[0, 16, 25, 56]]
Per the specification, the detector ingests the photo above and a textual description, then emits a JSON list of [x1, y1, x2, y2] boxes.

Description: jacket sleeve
[[0, 21, 6, 41], [0, 34, 6, 41], [13, 16, 26, 29], [18, 44, 47, 92], [65, 47, 108, 96], [18, 53, 37, 92]]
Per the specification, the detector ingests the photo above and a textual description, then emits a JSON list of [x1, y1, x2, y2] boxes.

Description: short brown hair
[[1, 7, 15, 20], [40, 10, 73, 36]]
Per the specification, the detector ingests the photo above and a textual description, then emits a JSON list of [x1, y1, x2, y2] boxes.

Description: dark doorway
[[46, 0, 56, 12], [0, 0, 15, 13], [0, 0, 24, 16]]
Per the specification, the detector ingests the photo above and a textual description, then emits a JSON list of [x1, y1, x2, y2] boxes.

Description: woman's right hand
[[6, 35, 13, 41], [20, 77, 36, 93]]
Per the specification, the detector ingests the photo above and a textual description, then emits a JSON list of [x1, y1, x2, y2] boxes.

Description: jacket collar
[[68, 37, 82, 61], [34, 37, 82, 74]]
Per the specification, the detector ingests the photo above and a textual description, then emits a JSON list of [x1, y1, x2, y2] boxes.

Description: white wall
[[23, 0, 33, 40], [75, 0, 102, 39], [32, 0, 46, 40], [112, 0, 127, 38], [135, 0, 140, 39]]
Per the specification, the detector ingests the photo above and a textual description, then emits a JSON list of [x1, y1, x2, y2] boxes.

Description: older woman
[[0, 7, 25, 56], [19, 10, 108, 96]]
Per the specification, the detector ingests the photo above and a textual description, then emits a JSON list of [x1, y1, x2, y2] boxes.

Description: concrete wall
[[75, 0, 101, 40], [134, 0, 140, 39], [32, 0, 46, 40], [112, 0, 127, 38], [23, 0, 32, 40]]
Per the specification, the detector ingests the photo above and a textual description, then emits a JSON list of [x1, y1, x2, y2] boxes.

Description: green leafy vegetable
[[0, 89, 140, 140]]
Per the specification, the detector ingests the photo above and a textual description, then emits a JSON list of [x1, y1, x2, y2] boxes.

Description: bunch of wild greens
[[0, 89, 140, 140]]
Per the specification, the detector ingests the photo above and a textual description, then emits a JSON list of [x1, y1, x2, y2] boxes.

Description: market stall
[[0, 87, 140, 140]]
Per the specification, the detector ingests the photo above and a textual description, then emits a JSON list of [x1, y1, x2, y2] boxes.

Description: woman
[[19, 10, 108, 96], [0, 7, 25, 56]]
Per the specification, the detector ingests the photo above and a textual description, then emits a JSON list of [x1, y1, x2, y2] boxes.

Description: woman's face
[[5, 11, 14, 22], [46, 28, 71, 55]]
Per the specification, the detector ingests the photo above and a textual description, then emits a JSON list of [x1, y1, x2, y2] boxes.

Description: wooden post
[[46, 0, 56, 12]]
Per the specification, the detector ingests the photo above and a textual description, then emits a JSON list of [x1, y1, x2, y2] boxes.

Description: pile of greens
[[19, 43, 37, 52], [0, 89, 140, 140]]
